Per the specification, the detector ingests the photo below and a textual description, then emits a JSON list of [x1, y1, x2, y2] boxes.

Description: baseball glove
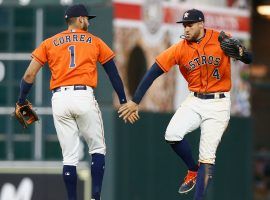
[[218, 31, 246, 60], [15, 100, 39, 128]]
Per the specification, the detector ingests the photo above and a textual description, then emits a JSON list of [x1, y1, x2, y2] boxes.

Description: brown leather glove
[[15, 100, 39, 128]]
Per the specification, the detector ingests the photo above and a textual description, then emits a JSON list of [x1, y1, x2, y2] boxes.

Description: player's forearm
[[18, 79, 33, 105], [23, 64, 37, 83], [23, 73, 36, 83], [103, 59, 127, 104], [132, 62, 164, 104]]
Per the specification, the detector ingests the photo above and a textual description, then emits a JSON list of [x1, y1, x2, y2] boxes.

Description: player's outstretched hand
[[118, 100, 140, 124]]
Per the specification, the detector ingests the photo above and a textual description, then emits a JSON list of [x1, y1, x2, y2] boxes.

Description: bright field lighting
[[257, 5, 270, 15]]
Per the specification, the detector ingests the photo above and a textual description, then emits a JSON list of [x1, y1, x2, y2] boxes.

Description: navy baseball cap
[[64, 4, 96, 20], [177, 9, 204, 23]]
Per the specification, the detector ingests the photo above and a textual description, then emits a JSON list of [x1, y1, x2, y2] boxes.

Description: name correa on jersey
[[185, 56, 221, 72], [53, 34, 92, 46], [32, 29, 115, 90]]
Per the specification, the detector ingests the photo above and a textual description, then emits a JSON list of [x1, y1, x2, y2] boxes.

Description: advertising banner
[[0, 162, 90, 200]]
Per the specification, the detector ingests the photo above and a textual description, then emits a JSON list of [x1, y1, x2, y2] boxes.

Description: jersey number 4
[[68, 45, 76, 68], [212, 68, 220, 80]]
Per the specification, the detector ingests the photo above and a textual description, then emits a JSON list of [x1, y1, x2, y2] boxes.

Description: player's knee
[[89, 146, 106, 156], [62, 152, 79, 166], [63, 159, 79, 166], [164, 130, 185, 144], [164, 131, 184, 142], [165, 124, 190, 145]]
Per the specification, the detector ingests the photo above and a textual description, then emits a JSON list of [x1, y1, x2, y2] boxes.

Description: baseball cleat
[[178, 170, 197, 194]]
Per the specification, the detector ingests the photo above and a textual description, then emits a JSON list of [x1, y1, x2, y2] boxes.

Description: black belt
[[52, 85, 87, 93], [194, 92, 225, 99]]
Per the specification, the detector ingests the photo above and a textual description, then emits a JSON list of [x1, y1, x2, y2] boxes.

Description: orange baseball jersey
[[156, 29, 231, 93], [32, 29, 115, 90]]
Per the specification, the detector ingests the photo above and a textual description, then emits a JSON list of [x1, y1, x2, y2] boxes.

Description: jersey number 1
[[68, 45, 76, 68]]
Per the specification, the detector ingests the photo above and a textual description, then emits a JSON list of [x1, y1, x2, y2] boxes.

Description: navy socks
[[194, 163, 215, 200], [62, 154, 105, 200], [91, 153, 105, 200], [63, 165, 77, 200], [170, 138, 198, 171]]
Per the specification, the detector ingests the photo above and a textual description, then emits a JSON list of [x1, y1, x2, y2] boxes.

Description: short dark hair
[[65, 17, 77, 25]]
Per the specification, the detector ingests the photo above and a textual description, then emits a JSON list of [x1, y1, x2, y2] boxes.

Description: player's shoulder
[[42, 31, 65, 45], [209, 29, 220, 35], [173, 39, 186, 51], [48, 30, 65, 39], [38, 37, 51, 48], [160, 40, 185, 56], [87, 32, 106, 44], [207, 29, 221, 40]]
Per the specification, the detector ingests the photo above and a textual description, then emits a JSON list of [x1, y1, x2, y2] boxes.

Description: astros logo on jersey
[[155, 29, 231, 92], [185, 55, 221, 72]]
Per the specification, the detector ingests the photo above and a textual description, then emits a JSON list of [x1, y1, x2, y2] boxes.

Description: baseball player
[[16, 4, 128, 200], [119, 9, 252, 199]]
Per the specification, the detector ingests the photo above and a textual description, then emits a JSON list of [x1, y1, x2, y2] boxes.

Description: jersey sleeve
[[155, 44, 178, 72], [97, 38, 115, 65], [31, 40, 48, 66]]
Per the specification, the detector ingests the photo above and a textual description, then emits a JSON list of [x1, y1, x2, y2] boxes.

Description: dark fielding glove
[[218, 31, 252, 64], [15, 100, 39, 128]]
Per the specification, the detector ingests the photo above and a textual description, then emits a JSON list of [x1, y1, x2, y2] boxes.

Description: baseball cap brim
[[176, 20, 202, 23], [88, 15, 96, 19]]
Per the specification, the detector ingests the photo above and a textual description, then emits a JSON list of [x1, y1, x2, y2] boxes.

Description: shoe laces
[[184, 170, 197, 184]]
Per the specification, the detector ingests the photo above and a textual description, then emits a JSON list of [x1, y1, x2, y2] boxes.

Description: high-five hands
[[118, 100, 140, 124]]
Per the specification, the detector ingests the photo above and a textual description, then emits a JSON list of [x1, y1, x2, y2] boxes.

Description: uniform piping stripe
[[94, 101, 106, 148], [101, 54, 115, 65], [155, 59, 168, 72], [203, 30, 214, 92], [187, 44, 201, 92], [32, 54, 45, 66]]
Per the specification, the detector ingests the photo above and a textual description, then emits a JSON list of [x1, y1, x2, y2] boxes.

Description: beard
[[82, 23, 88, 31], [184, 34, 195, 42], [82, 20, 88, 31], [185, 30, 200, 42]]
